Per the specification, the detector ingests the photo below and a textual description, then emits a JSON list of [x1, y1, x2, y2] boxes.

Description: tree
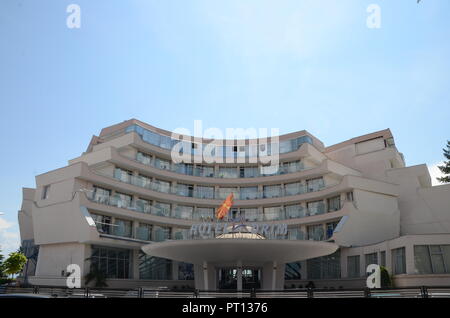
[[437, 141, 450, 183], [3, 252, 27, 278], [380, 266, 393, 288], [84, 257, 108, 288], [0, 248, 4, 277]]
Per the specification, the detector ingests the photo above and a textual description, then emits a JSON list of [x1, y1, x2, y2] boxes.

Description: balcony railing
[[85, 191, 342, 223], [109, 170, 330, 201], [134, 152, 307, 179]]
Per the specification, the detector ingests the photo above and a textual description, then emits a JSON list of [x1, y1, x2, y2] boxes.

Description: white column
[[237, 260, 243, 291]]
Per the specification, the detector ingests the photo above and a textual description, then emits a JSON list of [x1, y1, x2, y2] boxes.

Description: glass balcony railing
[[134, 151, 306, 179]]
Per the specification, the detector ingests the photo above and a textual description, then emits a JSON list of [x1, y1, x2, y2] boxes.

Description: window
[[139, 252, 172, 280], [307, 251, 340, 280], [414, 245, 450, 274], [153, 226, 171, 242], [92, 186, 111, 204], [240, 186, 258, 200], [307, 224, 324, 241], [135, 198, 152, 214], [217, 187, 237, 200], [285, 204, 305, 219], [242, 208, 261, 222], [287, 228, 305, 240], [346, 191, 354, 202], [173, 205, 193, 220], [155, 158, 171, 171], [113, 218, 132, 238], [178, 262, 194, 280], [154, 179, 171, 193], [153, 201, 170, 217], [218, 167, 238, 178], [91, 246, 130, 279], [111, 192, 132, 209], [365, 253, 378, 269], [42, 185, 50, 200], [194, 207, 214, 221], [347, 255, 360, 278], [285, 262, 302, 280], [91, 214, 112, 234], [285, 182, 302, 196], [392, 247, 406, 274], [196, 186, 214, 199], [327, 196, 341, 212], [136, 152, 152, 165], [306, 177, 324, 192], [326, 222, 339, 239], [172, 228, 189, 240], [136, 223, 152, 241], [114, 167, 133, 183], [264, 207, 283, 221], [176, 183, 194, 197], [380, 251, 386, 267], [263, 185, 281, 198], [307, 200, 325, 216]]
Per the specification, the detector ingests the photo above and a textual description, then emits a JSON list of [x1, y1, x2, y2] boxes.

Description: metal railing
[[2, 285, 450, 298]]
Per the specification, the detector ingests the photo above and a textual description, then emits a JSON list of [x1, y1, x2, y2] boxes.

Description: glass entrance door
[[217, 267, 261, 290]]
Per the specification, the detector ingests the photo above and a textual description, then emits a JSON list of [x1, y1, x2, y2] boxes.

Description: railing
[[110, 169, 331, 201], [85, 190, 340, 223], [2, 285, 450, 298]]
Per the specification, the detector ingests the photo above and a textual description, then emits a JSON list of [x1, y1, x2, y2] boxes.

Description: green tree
[[0, 248, 4, 277], [437, 141, 450, 183], [380, 266, 393, 288], [84, 257, 108, 288], [3, 252, 27, 278]]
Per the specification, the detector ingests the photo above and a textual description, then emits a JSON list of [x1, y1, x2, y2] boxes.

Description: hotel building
[[18, 119, 450, 290]]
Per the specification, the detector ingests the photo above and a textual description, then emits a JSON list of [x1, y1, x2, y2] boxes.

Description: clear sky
[[0, 0, 449, 255]]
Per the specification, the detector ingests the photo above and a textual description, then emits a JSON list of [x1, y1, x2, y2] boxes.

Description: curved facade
[[18, 119, 450, 290]]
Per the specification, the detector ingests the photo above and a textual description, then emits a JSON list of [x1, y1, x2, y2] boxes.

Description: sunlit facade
[[18, 119, 450, 290]]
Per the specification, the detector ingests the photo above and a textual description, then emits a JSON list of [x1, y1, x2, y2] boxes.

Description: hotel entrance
[[217, 267, 262, 290]]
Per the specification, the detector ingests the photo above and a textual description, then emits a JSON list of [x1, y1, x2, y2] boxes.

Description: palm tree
[[84, 257, 108, 288]]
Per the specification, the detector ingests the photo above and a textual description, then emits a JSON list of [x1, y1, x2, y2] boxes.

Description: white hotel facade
[[18, 119, 450, 290]]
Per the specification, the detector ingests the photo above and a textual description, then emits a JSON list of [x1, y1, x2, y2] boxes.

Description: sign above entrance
[[190, 222, 288, 239]]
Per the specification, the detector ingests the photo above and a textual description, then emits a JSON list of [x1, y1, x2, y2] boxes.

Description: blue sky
[[0, 0, 449, 255]]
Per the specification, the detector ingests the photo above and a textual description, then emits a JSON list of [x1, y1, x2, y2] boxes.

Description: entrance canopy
[[141, 239, 339, 265]]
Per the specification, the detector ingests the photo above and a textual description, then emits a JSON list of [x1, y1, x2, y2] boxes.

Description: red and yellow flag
[[216, 192, 234, 220]]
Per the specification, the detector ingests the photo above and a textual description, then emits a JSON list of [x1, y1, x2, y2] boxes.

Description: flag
[[216, 192, 234, 220]]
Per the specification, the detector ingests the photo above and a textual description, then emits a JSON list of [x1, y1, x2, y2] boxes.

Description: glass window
[[172, 228, 189, 240], [113, 218, 132, 238], [306, 177, 325, 192], [263, 185, 281, 198], [154, 158, 171, 171], [136, 152, 152, 165], [91, 214, 112, 234], [111, 192, 132, 209], [217, 187, 237, 200], [153, 201, 171, 217], [194, 165, 214, 177], [392, 247, 406, 275], [114, 167, 133, 183], [347, 255, 360, 278], [365, 253, 378, 269], [178, 262, 194, 280], [196, 186, 214, 199], [135, 198, 152, 214], [173, 205, 193, 220], [153, 226, 171, 242], [139, 252, 172, 280], [285, 182, 303, 196], [242, 208, 261, 222], [327, 196, 341, 212], [242, 166, 259, 178], [136, 174, 151, 188], [92, 186, 111, 204], [218, 167, 238, 178], [240, 186, 259, 200], [414, 245, 450, 274], [307, 250, 340, 280], [380, 251, 386, 267], [42, 185, 50, 200], [176, 183, 194, 197], [263, 207, 283, 221], [285, 204, 305, 219], [287, 228, 305, 240], [307, 224, 324, 241], [307, 200, 325, 216], [285, 262, 302, 280], [153, 179, 171, 193], [91, 245, 130, 279], [194, 207, 214, 221], [326, 221, 339, 239], [136, 223, 152, 241]]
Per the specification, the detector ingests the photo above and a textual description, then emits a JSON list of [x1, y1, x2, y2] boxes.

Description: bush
[[380, 266, 393, 288]]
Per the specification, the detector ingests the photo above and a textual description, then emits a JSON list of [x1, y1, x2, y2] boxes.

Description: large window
[[173, 205, 193, 220], [327, 196, 341, 212], [307, 251, 340, 280], [217, 187, 237, 200], [307, 200, 325, 216], [139, 252, 172, 280], [176, 183, 194, 197], [392, 247, 406, 275], [172, 228, 189, 240], [307, 224, 324, 241], [263, 185, 281, 198], [240, 186, 259, 200], [365, 253, 378, 269], [154, 179, 171, 193], [306, 177, 324, 192], [113, 218, 132, 238], [326, 221, 339, 239], [153, 226, 171, 242], [285, 204, 305, 219], [285, 262, 302, 280], [197, 186, 214, 199], [263, 207, 283, 221], [241, 208, 261, 222], [91, 214, 112, 234], [136, 151, 152, 165], [154, 158, 171, 171], [178, 263, 194, 280], [111, 192, 132, 209], [347, 255, 360, 278], [194, 207, 214, 221], [135, 198, 152, 214], [114, 167, 133, 183], [91, 246, 131, 279], [153, 201, 171, 217], [218, 167, 238, 178], [92, 186, 111, 204], [287, 228, 305, 240], [414, 245, 450, 274], [136, 223, 152, 241], [285, 182, 302, 196]]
